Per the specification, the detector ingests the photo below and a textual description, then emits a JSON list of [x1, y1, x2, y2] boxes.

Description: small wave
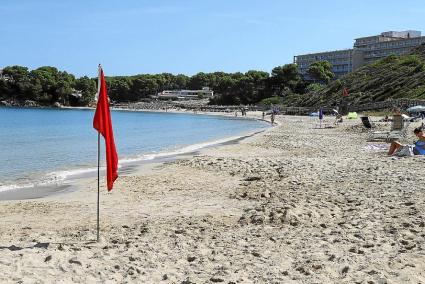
[[0, 129, 262, 193]]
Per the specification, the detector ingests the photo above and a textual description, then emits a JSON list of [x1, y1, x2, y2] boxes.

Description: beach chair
[[361, 116, 389, 140], [360, 116, 374, 129], [361, 115, 410, 141], [387, 115, 410, 140]]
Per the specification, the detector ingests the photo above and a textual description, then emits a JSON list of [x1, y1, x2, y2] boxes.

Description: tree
[[307, 61, 334, 83], [268, 64, 301, 96], [107, 77, 132, 102], [131, 77, 159, 100], [2, 66, 29, 82], [30, 67, 59, 103], [188, 72, 210, 89], [75, 76, 97, 104], [2, 66, 32, 99]]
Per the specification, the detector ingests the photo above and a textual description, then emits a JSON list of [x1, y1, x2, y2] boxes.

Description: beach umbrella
[[407, 105, 425, 113]]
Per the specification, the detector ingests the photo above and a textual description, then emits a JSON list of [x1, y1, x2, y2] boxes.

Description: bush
[[399, 54, 422, 66], [306, 83, 323, 93], [260, 96, 282, 106], [371, 54, 398, 68]]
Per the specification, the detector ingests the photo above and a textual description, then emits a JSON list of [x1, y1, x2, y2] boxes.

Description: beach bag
[[395, 145, 414, 157]]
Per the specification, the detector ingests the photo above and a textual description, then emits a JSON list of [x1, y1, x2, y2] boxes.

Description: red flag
[[343, 87, 349, 97], [93, 65, 118, 191]]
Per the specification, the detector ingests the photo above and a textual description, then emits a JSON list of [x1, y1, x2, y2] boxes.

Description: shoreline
[[0, 112, 271, 200]]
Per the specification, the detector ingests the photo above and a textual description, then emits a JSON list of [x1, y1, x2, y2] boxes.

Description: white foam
[[0, 129, 263, 193]]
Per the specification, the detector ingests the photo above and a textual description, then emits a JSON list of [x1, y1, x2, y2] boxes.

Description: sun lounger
[[361, 116, 410, 141]]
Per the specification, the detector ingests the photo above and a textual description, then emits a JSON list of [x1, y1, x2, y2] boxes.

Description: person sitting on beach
[[388, 127, 425, 156]]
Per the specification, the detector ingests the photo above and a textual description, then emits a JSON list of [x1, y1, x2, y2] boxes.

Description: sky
[[1, 0, 424, 77]]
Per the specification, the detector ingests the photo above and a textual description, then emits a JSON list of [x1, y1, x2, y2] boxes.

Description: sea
[[0, 107, 268, 192]]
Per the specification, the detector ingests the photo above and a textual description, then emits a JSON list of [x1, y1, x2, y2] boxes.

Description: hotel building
[[156, 87, 214, 100], [294, 30, 425, 79]]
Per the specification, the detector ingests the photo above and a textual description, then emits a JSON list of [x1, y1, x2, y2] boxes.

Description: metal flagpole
[[97, 132, 100, 242], [96, 64, 101, 243]]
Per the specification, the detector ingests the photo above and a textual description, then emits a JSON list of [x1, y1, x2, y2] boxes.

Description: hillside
[[285, 43, 425, 108]]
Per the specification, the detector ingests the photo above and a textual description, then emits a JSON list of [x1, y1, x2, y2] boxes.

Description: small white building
[[156, 87, 214, 100]]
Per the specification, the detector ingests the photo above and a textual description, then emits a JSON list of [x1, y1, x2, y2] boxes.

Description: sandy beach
[[0, 113, 424, 283]]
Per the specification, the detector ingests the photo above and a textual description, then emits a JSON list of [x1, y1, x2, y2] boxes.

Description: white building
[[294, 30, 425, 79], [156, 87, 214, 100]]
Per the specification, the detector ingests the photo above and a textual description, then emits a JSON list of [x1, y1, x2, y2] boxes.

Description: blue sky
[[1, 0, 424, 77]]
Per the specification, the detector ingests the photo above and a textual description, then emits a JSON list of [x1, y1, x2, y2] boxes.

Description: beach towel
[[347, 112, 358, 119], [414, 141, 425, 155]]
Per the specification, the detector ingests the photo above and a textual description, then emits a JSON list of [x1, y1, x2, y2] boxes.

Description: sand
[[0, 114, 425, 283]]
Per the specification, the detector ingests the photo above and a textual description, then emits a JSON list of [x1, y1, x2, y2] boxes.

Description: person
[[388, 127, 425, 156], [271, 112, 275, 125], [262, 111, 265, 120]]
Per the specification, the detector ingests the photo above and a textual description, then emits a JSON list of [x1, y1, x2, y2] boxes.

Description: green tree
[[107, 77, 132, 102], [268, 64, 301, 96], [188, 72, 210, 89], [2, 66, 29, 82], [75, 76, 97, 104], [30, 67, 59, 103], [307, 61, 334, 83], [2, 66, 32, 99]]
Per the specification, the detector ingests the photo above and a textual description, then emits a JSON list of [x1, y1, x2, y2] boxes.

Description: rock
[[7, 245, 23, 251], [53, 102, 62, 108], [33, 242, 49, 249], [210, 277, 224, 283], [252, 251, 261, 257], [162, 274, 168, 280], [69, 257, 82, 266], [244, 176, 261, 181], [187, 256, 196, 262], [341, 266, 349, 274], [24, 100, 38, 107]]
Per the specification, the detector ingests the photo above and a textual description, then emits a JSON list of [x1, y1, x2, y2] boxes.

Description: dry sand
[[0, 114, 425, 283]]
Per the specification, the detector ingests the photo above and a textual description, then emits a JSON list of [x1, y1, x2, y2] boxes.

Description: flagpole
[[97, 132, 100, 242], [96, 64, 101, 243]]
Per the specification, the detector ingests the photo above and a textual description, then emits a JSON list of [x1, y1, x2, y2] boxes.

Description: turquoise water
[[0, 107, 267, 190]]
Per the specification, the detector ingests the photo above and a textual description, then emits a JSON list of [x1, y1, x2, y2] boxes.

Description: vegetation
[[307, 61, 334, 83], [259, 96, 283, 106], [0, 66, 96, 106], [0, 64, 312, 106]]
